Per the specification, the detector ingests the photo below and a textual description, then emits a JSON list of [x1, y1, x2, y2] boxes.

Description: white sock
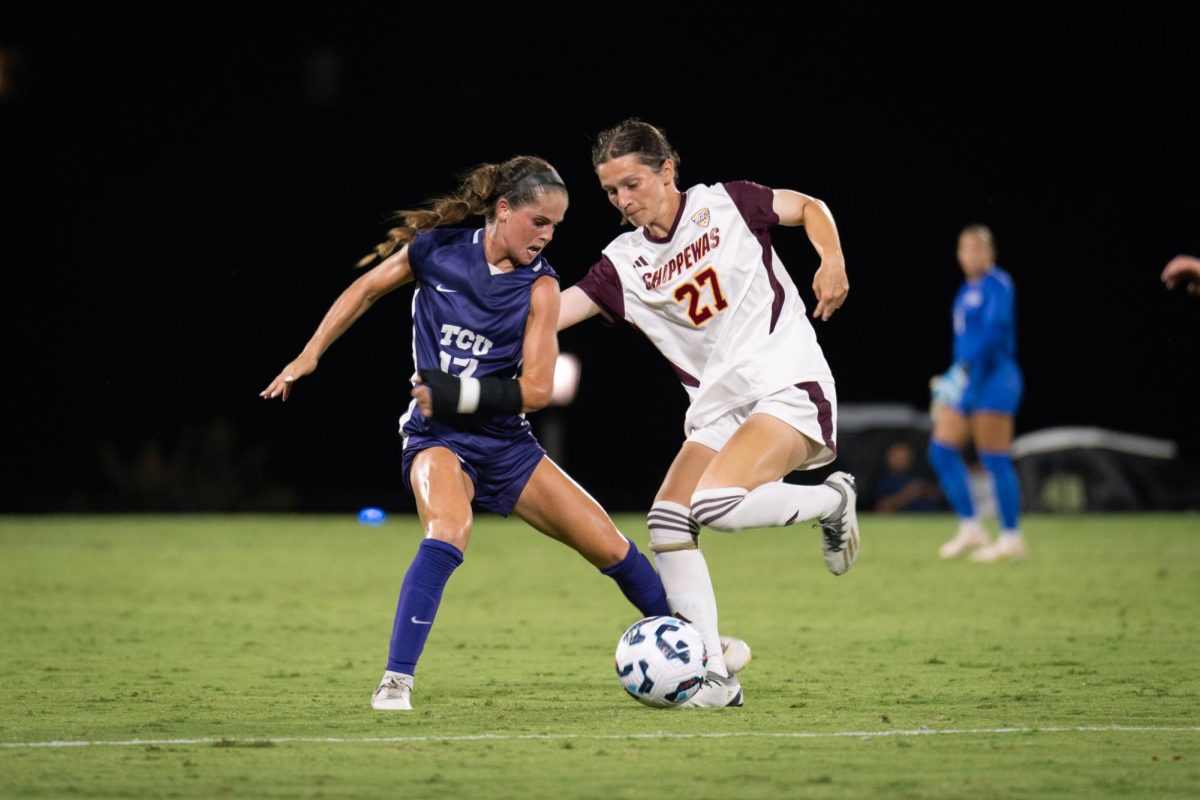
[[958, 518, 985, 537], [647, 501, 728, 678], [691, 482, 841, 532]]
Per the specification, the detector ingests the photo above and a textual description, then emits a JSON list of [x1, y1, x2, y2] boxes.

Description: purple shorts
[[401, 428, 545, 516]]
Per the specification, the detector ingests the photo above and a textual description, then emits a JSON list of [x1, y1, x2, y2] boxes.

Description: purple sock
[[600, 540, 670, 617], [386, 538, 463, 675]]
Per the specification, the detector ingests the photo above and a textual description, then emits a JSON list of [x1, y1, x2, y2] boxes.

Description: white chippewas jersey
[[576, 181, 834, 433]]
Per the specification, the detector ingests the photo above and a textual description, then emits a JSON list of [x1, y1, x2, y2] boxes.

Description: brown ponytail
[[357, 156, 566, 268]]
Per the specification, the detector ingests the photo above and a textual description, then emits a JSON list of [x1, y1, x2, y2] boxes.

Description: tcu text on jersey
[[437, 324, 493, 378], [438, 324, 494, 356]]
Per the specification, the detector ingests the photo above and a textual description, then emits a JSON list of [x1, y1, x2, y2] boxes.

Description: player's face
[[596, 155, 677, 230], [886, 443, 913, 472], [957, 231, 994, 278], [497, 191, 568, 265]]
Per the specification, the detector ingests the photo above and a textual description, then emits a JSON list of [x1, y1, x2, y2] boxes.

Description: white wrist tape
[[457, 377, 481, 414]]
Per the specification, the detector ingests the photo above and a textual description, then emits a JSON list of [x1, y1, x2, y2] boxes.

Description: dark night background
[[3, 4, 1198, 513]]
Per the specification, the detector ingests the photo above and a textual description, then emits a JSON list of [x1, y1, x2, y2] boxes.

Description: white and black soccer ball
[[614, 616, 708, 708]]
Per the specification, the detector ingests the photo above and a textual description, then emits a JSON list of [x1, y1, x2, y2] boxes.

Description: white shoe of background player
[[371, 671, 413, 710], [969, 534, 1027, 563], [938, 524, 989, 559]]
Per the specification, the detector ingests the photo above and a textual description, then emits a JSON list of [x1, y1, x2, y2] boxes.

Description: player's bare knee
[[423, 520, 471, 553], [597, 534, 633, 566]]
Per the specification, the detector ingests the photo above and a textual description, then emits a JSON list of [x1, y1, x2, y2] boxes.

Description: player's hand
[[260, 354, 318, 401], [929, 363, 968, 418], [812, 255, 849, 321], [1162, 254, 1200, 295], [410, 377, 434, 417]]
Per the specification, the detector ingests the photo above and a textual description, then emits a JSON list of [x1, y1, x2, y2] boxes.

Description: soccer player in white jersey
[[558, 119, 860, 707]]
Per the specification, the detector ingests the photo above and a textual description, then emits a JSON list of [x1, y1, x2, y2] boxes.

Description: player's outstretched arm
[[261, 248, 414, 401], [557, 285, 601, 331], [772, 189, 848, 322]]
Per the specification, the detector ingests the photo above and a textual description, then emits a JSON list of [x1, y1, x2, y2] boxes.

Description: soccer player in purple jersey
[[262, 156, 669, 710], [557, 119, 859, 707], [929, 225, 1026, 562]]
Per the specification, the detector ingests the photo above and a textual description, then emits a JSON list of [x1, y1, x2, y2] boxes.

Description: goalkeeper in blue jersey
[[928, 225, 1026, 561]]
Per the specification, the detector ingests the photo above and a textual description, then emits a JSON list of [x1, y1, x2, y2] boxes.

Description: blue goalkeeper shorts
[[955, 360, 1023, 415]]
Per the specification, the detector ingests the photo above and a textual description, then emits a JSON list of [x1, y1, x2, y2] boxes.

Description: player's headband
[[504, 170, 567, 199]]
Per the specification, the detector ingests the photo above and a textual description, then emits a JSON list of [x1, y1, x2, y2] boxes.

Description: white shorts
[[685, 381, 838, 471]]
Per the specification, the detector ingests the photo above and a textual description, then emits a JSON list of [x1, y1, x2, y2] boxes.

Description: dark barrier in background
[[815, 409, 1199, 515], [1013, 428, 1199, 512]]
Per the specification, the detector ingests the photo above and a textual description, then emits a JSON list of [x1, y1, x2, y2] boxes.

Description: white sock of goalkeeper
[[691, 482, 841, 533], [647, 501, 729, 678]]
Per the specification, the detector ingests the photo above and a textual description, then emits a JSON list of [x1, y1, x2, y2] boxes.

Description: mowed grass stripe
[[4, 723, 1200, 749]]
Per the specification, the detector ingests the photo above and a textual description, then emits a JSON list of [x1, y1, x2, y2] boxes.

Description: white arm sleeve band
[[457, 377, 481, 414]]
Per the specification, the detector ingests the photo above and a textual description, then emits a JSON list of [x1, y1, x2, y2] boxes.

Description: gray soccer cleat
[[680, 672, 744, 708], [816, 472, 860, 575]]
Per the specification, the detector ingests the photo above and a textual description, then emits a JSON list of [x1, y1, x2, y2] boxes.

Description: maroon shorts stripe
[[795, 381, 836, 454]]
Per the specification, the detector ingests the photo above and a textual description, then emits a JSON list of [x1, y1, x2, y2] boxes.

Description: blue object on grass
[[358, 507, 386, 525]]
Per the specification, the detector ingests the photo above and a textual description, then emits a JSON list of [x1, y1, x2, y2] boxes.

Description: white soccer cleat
[[680, 672, 744, 708], [938, 525, 990, 559], [371, 672, 413, 710], [720, 636, 752, 674], [969, 535, 1027, 563], [816, 472, 859, 575]]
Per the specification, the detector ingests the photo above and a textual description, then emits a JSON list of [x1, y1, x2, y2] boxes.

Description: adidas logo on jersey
[[633, 256, 650, 268]]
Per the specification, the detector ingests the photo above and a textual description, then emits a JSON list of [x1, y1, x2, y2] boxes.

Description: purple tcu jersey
[[400, 227, 558, 440]]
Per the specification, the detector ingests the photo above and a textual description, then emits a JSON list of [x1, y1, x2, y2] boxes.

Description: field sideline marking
[[3, 725, 1198, 750]]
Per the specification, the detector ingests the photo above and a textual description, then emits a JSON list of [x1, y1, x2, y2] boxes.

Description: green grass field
[[2, 514, 1198, 799]]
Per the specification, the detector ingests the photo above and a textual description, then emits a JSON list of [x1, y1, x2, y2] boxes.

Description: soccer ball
[[614, 616, 708, 708]]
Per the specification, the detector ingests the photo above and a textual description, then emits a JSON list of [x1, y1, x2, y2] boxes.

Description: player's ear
[[660, 159, 676, 185], [496, 197, 511, 223]]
